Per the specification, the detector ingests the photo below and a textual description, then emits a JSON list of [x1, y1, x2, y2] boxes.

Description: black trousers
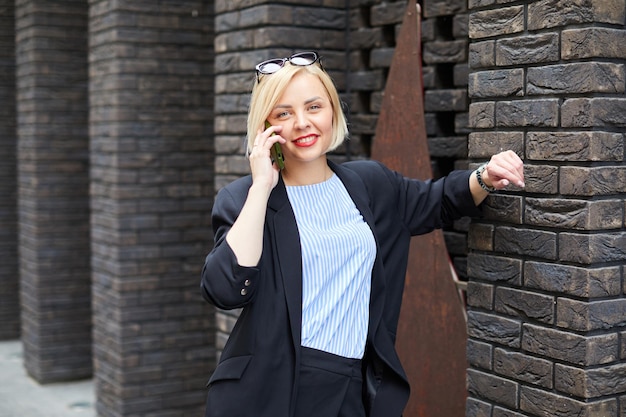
[[294, 347, 366, 417]]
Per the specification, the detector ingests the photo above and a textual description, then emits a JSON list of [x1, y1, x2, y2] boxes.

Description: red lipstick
[[293, 134, 318, 147]]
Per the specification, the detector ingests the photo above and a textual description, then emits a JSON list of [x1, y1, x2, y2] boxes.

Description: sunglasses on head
[[255, 51, 322, 82]]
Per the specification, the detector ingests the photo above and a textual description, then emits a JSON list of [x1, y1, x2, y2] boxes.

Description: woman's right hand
[[226, 125, 286, 267], [249, 125, 286, 191]]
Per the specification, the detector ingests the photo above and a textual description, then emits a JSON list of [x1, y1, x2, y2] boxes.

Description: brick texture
[[0, 0, 19, 341], [15, 0, 92, 383], [2, 1, 625, 416], [467, 0, 626, 416], [89, 1, 215, 416]]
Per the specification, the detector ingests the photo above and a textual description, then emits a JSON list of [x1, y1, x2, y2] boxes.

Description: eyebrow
[[273, 96, 324, 110], [304, 96, 323, 104]]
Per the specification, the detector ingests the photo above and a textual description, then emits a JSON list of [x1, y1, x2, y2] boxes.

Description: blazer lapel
[[266, 176, 302, 352], [329, 160, 373, 224], [329, 161, 386, 344]]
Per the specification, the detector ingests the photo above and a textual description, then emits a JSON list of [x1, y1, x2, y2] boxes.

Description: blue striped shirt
[[286, 174, 376, 359]]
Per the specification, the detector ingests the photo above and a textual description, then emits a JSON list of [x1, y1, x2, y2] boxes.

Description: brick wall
[[422, 0, 472, 279], [15, 0, 92, 382], [0, 0, 19, 341], [88, 1, 215, 415], [2, 0, 623, 415], [466, 1, 626, 416]]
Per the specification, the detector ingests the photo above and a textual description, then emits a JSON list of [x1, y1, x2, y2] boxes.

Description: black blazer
[[201, 159, 480, 417]]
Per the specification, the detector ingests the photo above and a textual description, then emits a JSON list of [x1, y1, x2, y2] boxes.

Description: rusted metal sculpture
[[370, 1, 467, 416]]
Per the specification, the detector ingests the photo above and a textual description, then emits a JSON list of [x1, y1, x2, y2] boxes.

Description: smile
[[293, 134, 318, 147]]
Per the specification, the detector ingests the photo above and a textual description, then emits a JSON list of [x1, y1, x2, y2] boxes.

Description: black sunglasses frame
[[255, 52, 322, 82]]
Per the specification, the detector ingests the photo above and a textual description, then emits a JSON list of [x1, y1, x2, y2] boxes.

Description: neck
[[282, 158, 332, 186]]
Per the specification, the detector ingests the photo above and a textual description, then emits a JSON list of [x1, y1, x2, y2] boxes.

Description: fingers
[[251, 125, 283, 153], [487, 150, 525, 189], [249, 125, 286, 181]]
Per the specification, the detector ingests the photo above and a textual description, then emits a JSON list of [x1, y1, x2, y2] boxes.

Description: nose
[[294, 111, 310, 130]]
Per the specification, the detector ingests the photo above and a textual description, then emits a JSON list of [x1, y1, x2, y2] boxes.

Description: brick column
[[213, 0, 348, 360], [15, 0, 91, 382], [89, 1, 214, 415], [421, 0, 472, 279], [347, 0, 399, 158], [466, 1, 626, 416], [0, 0, 19, 341]]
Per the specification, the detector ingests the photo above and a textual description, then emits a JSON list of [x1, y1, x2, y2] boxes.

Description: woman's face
[[266, 71, 333, 166]]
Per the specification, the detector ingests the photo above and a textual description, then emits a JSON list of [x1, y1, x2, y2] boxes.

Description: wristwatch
[[475, 163, 497, 192]]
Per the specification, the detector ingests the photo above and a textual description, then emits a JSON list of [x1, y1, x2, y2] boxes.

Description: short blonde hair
[[246, 63, 348, 155]]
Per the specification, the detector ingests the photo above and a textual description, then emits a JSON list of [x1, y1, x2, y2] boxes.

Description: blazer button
[[244, 279, 251, 287], [240, 288, 248, 296]]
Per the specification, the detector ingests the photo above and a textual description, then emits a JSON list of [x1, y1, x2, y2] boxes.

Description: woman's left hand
[[482, 150, 525, 190]]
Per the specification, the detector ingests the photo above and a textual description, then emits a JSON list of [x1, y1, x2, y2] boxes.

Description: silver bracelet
[[476, 163, 496, 192]]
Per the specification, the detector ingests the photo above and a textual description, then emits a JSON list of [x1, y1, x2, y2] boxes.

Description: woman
[[201, 51, 524, 417]]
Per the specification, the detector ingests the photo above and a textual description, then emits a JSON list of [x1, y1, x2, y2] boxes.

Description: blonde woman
[[201, 52, 524, 417]]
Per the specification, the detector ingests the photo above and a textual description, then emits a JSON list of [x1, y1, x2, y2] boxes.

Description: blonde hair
[[246, 63, 348, 155]]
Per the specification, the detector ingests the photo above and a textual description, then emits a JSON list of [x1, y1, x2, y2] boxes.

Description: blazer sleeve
[[346, 160, 481, 236], [200, 183, 260, 310], [392, 168, 480, 235]]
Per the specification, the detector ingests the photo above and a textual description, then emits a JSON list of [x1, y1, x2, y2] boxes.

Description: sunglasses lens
[[255, 52, 320, 82], [257, 60, 285, 75], [290, 52, 317, 66]]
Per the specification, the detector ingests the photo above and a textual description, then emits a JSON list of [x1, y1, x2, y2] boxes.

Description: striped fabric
[[286, 174, 376, 359]]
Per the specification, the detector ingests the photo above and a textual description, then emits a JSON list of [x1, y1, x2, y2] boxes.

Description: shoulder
[[341, 159, 394, 184], [332, 160, 402, 206], [214, 175, 252, 212], [339, 159, 403, 195], [341, 159, 386, 172], [219, 175, 252, 196]]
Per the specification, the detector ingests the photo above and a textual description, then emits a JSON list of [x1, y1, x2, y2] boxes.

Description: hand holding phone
[[265, 121, 285, 170]]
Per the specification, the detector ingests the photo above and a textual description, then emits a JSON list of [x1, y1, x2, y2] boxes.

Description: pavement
[[0, 340, 95, 417]]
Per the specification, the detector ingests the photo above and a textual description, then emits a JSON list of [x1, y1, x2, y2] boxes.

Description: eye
[[273, 110, 290, 119]]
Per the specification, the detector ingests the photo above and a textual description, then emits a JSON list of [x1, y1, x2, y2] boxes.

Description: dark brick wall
[[421, 0, 472, 280], [2, 0, 624, 415], [15, 0, 92, 382], [88, 1, 215, 415], [466, 0, 626, 416], [348, 0, 469, 171], [0, 1, 19, 341]]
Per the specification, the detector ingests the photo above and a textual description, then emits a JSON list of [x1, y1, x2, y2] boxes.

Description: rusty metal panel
[[370, 1, 467, 416]]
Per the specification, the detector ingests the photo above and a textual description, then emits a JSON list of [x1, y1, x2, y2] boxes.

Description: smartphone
[[265, 121, 285, 170]]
